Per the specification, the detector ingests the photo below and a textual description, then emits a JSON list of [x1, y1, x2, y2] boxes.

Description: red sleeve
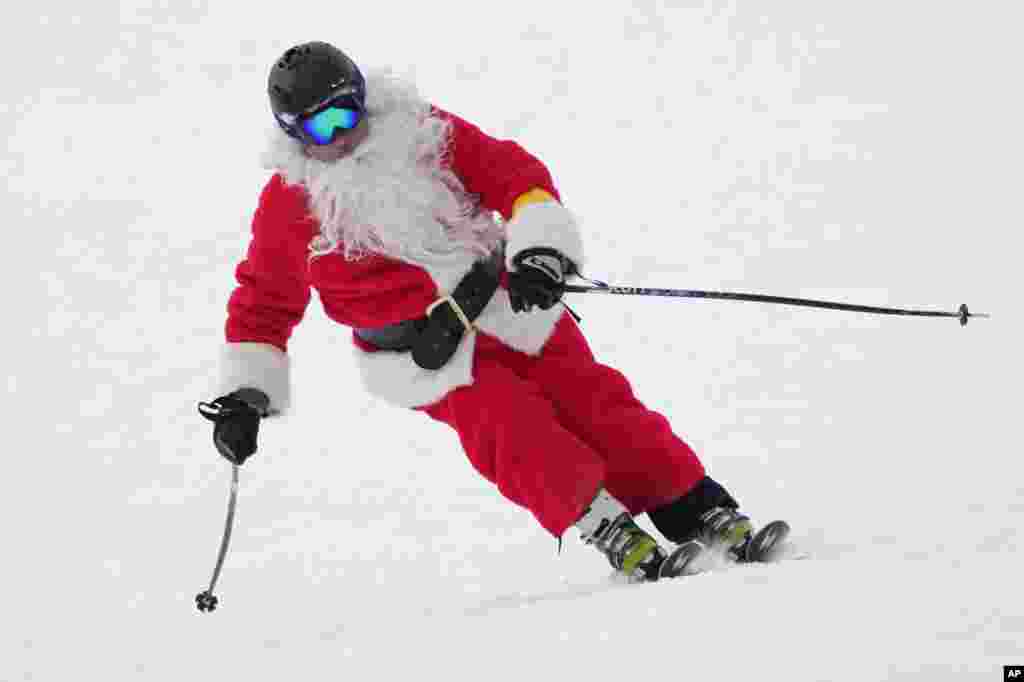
[[225, 175, 314, 352], [436, 109, 561, 220]]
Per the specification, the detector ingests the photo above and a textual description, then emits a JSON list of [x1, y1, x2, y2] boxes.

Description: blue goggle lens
[[300, 105, 362, 145]]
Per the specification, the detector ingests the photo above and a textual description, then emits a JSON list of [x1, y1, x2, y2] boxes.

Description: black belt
[[355, 254, 501, 370]]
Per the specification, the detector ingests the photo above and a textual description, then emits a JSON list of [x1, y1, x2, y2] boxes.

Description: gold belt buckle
[[425, 295, 475, 333]]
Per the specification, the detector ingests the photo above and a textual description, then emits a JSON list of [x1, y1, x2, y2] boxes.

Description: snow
[[3, 2, 1021, 680]]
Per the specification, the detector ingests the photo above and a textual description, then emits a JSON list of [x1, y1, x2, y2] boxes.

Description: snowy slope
[[3, 2, 1021, 680]]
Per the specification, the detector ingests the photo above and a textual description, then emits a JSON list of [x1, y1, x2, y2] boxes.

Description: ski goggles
[[279, 94, 365, 146]]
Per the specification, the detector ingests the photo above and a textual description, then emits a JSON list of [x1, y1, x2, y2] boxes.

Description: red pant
[[419, 314, 705, 537]]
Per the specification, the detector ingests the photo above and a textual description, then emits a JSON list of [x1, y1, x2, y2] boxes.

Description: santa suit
[[220, 74, 705, 537]]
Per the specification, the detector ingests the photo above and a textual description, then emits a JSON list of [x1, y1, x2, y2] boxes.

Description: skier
[[200, 41, 780, 581]]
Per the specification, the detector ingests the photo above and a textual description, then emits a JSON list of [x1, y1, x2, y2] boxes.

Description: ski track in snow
[[461, 542, 810, 616]]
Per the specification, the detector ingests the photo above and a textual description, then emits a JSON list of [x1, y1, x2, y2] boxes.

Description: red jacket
[[226, 111, 561, 354]]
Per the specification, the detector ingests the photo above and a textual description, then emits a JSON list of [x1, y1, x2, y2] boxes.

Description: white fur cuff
[[504, 200, 585, 272], [218, 343, 291, 414]]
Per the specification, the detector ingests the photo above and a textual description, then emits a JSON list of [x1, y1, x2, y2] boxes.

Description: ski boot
[[696, 507, 790, 563], [647, 477, 791, 572], [659, 506, 760, 577], [658, 508, 790, 576], [577, 489, 667, 582]]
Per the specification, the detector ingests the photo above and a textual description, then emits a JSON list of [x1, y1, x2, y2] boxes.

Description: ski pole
[[195, 463, 240, 613], [564, 280, 989, 326]]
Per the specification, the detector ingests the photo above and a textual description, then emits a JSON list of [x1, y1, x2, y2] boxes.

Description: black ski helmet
[[268, 41, 366, 139]]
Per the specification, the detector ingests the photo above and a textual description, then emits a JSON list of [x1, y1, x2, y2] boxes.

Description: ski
[[658, 519, 795, 580], [659, 540, 707, 579], [742, 520, 790, 563]]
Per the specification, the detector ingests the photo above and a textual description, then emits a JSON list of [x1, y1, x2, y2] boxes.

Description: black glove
[[198, 388, 270, 465], [507, 247, 576, 313]]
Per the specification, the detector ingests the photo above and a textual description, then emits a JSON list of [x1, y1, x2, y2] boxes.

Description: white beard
[[261, 70, 505, 267]]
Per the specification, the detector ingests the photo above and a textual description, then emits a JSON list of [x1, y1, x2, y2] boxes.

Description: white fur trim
[[218, 343, 291, 413], [475, 288, 563, 356], [504, 201, 585, 272], [354, 333, 476, 409], [353, 296, 564, 409]]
